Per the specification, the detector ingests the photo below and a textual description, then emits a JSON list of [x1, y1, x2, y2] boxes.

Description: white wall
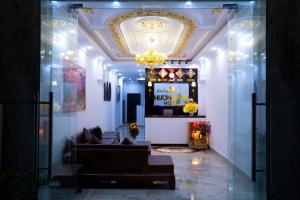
[[52, 51, 117, 165], [197, 82, 206, 116], [205, 49, 229, 159], [76, 54, 117, 132], [115, 77, 124, 128]]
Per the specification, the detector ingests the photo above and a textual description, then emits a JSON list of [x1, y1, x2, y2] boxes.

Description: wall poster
[[63, 60, 86, 112]]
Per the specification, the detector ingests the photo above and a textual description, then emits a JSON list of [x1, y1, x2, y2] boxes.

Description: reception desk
[[145, 115, 206, 144]]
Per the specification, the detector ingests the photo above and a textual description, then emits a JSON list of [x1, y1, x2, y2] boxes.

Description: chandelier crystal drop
[[135, 49, 167, 68]]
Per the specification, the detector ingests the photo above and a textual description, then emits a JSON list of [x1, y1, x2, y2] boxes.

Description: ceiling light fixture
[[135, 49, 167, 69], [112, 1, 120, 8], [185, 1, 192, 6]]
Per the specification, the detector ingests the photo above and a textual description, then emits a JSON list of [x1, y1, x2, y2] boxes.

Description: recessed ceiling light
[[185, 1, 192, 6], [112, 1, 120, 8], [211, 47, 222, 52], [50, 1, 59, 6]]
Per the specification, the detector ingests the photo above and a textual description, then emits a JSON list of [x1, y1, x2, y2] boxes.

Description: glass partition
[[39, 1, 79, 197], [228, 0, 266, 199], [228, 5, 255, 178]]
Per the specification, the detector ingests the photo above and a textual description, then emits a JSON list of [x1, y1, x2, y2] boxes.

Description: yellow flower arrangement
[[183, 99, 198, 114], [128, 122, 139, 138]]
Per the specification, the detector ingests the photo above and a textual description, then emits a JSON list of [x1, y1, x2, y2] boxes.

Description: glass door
[[228, 0, 266, 199]]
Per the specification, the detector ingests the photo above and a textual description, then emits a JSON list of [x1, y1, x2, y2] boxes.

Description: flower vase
[[129, 131, 139, 140], [189, 112, 195, 117]]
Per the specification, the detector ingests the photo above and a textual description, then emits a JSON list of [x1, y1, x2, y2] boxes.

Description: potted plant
[[128, 122, 139, 139], [183, 99, 198, 116]]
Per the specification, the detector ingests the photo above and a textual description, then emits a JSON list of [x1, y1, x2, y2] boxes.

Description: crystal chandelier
[[135, 49, 167, 68]]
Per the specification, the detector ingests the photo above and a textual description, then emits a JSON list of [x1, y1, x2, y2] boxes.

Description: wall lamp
[[148, 81, 152, 96], [191, 81, 196, 99], [191, 81, 196, 87]]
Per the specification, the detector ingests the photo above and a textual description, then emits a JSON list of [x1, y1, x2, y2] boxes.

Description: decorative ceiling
[[78, 8, 227, 62], [107, 10, 196, 57]]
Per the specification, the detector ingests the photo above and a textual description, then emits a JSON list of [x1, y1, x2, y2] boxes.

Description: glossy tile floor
[[39, 125, 266, 200]]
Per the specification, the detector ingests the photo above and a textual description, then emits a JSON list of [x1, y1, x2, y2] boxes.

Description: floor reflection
[[38, 125, 265, 200]]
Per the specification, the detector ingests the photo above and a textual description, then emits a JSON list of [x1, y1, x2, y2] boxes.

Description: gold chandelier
[[135, 50, 167, 68]]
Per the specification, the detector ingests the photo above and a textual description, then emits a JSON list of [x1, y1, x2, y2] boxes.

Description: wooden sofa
[[72, 141, 175, 189], [59, 127, 175, 190]]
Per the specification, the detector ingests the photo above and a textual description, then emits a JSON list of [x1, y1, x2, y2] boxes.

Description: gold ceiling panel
[[107, 10, 197, 57]]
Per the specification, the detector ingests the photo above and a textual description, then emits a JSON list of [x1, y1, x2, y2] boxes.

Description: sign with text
[[154, 83, 189, 106]]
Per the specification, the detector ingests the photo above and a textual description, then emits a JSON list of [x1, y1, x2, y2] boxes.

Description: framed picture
[[116, 85, 120, 102], [104, 81, 111, 101]]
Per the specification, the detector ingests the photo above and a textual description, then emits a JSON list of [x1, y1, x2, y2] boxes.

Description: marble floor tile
[[39, 125, 266, 200], [39, 149, 266, 200]]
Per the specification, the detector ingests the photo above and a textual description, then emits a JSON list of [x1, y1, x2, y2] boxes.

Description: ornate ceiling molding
[[107, 10, 197, 58]]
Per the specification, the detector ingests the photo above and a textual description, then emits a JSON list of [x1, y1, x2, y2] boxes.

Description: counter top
[[145, 115, 206, 118]]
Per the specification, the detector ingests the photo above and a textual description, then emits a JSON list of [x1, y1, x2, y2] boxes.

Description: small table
[[52, 164, 82, 193]]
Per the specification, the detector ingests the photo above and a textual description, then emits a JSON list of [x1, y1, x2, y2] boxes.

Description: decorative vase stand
[[188, 121, 210, 150], [188, 139, 209, 150]]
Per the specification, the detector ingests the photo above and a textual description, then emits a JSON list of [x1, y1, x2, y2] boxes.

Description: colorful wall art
[[63, 62, 86, 112]]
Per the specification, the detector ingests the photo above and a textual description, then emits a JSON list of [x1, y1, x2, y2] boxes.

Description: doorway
[[127, 93, 141, 123]]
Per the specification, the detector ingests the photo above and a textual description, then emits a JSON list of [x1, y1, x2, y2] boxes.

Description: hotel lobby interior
[[2, 0, 269, 199]]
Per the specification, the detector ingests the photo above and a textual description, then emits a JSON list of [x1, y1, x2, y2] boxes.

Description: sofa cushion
[[90, 126, 102, 140], [120, 137, 134, 145], [87, 134, 101, 144], [83, 128, 93, 141], [71, 133, 85, 144]]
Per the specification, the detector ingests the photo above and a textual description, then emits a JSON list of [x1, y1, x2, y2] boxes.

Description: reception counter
[[145, 115, 206, 144]]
